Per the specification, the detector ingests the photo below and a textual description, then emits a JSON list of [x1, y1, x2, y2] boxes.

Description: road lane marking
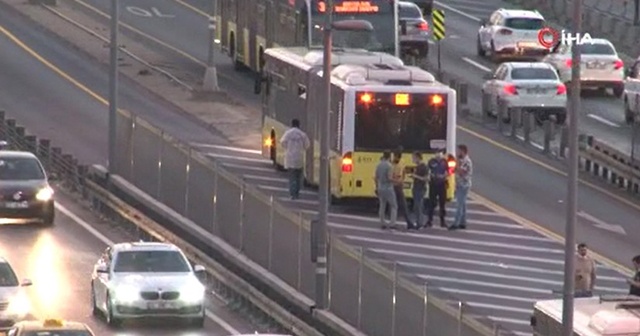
[[419, 274, 554, 294], [577, 210, 627, 235], [172, 0, 209, 17], [55, 203, 242, 333], [125, 6, 175, 18], [434, 1, 481, 22], [587, 113, 621, 127], [205, 153, 271, 164], [488, 316, 531, 326], [462, 56, 491, 72]]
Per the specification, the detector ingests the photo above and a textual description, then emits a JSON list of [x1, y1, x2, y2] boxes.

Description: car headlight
[[114, 285, 139, 303], [180, 283, 205, 303], [35, 187, 54, 201], [7, 295, 30, 316]]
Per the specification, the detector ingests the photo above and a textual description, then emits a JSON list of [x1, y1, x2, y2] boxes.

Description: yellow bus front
[[335, 90, 457, 201]]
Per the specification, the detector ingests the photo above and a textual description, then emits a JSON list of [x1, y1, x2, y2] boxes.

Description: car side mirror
[[193, 265, 205, 273], [20, 279, 32, 287], [96, 264, 108, 273]]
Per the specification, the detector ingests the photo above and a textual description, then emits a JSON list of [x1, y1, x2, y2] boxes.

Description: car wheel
[[476, 36, 486, 57], [91, 283, 100, 316], [490, 40, 500, 63], [613, 85, 624, 98], [105, 294, 122, 327], [42, 208, 54, 226]]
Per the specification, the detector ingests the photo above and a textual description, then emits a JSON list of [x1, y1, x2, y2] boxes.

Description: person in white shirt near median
[[280, 119, 310, 199]]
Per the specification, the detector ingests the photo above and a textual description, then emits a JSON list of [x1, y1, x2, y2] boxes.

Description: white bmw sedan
[[90, 242, 206, 327]]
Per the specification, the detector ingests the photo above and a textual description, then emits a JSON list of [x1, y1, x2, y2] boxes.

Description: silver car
[[0, 258, 32, 330], [477, 9, 548, 62], [90, 242, 207, 327], [542, 38, 624, 97], [482, 62, 567, 124]]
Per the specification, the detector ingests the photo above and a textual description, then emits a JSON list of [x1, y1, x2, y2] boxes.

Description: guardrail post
[[297, 213, 303, 290], [559, 125, 568, 158], [157, 131, 164, 199], [212, 162, 219, 235], [481, 92, 492, 124], [459, 82, 470, 118], [38, 139, 51, 169], [239, 181, 245, 251], [543, 120, 552, 154], [15, 126, 25, 147], [268, 195, 274, 271], [497, 100, 506, 133], [457, 301, 463, 336], [184, 147, 191, 216], [24, 135, 37, 154], [523, 112, 533, 144], [5, 119, 16, 145], [510, 108, 520, 139], [422, 282, 428, 336], [357, 247, 364, 329], [130, 117, 136, 181], [391, 262, 398, 336], [62, 154, 73, 179], [51, 147, 62, 174], [327, 232, 333, 309]]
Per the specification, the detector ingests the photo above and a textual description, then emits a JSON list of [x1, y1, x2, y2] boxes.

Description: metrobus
[[217, 0, 399, 73], [531, 296, 640, 336], [255, 47, 457, 201]]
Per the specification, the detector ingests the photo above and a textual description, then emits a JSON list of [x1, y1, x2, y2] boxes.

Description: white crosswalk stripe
[[191, 144, 630, 335]]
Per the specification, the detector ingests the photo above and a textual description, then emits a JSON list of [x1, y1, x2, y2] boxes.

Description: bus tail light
[[447, 155, 456, 174], [264, 137, 273, 147], [341, 153, 353, 173], [359, 93, 373, 104], [430, 94, 444, 106]]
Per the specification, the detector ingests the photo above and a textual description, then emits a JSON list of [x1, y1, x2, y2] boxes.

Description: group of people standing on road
[[374, 145, 473, 231]]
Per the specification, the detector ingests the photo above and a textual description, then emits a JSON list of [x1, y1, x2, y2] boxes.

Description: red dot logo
[[538, 27, 559, 49]]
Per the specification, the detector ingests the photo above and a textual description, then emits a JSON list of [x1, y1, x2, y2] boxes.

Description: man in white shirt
[[280, 119, 310, 199]]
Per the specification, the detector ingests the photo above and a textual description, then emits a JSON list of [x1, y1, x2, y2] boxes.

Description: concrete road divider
[[579, 136, 640, 195]]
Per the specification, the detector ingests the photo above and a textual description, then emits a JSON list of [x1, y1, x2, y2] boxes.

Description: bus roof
[[264, 47, 404, 71], [534, 296, 640, 336], [330, 63, 442, 88]]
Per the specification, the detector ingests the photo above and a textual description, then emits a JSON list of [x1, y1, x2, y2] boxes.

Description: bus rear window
[[354, 93, 448, 152]]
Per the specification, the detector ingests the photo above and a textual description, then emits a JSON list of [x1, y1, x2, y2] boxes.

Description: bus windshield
[[306, 0, 396, 54], [354, 93, 448, 151]]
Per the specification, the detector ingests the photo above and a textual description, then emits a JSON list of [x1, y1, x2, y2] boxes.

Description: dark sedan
[[0, 151, 54, 225]]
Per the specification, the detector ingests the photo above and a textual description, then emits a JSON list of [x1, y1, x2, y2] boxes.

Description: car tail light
[[565, 59, 572, 67], [557, 83, 567, 95], [614, 59, 624, 70], [498, 29, 512, 35], [504, 84, 518, 95], [447, 157, 456, 175], [416, 22, 429, 31], [341, 153, 353, 173]]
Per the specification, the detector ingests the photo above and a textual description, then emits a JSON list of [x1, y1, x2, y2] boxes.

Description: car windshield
[[113, 250, 191, 273], [0, 157, 45, 181], [504, 18, 544, 30], [0, 263, 19, 287], [580, 43, 616, 55], [511, 68, 558, 80], [399, 5, 421, 18], [22, 332, 93, 336]]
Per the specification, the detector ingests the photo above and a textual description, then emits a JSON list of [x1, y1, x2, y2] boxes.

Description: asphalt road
[[65, 0, 640, 275], [0, 190, 257, 335], [5, 0, 640, 334]]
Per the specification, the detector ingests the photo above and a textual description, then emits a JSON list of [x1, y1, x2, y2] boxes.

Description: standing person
[[410, 152, 428, 228], [627, 255, 640, 296], [375, 151, 397, 229], [392, 151, 416, 230], [426, 149, 449, 228], [280, 119, 310, 199], [449, 144, 472, 231], [575, 243, 596, 297]]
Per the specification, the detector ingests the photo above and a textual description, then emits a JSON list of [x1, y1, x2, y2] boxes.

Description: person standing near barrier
[[410, 152, 428, 228], [280, 119, 310, 200], [575, 243, 596, 297], [449, 144, 472, 231], [426, 149, 448, 228], [392, 151, 416, 230], [375, 151, 398, 229], [627, 255, 640, 296]]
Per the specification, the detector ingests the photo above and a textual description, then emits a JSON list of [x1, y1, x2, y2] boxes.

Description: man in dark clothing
[[628, 255, 640, 296], [410, 152, 428, 228], [426, 149, 449, 227], [391, 151, 416, 230]]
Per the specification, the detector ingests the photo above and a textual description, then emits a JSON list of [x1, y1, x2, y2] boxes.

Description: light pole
[[203, 0, 219, 91], [562, 0, 582, 334], [315, 5, 373, 308], [108, 0, 119, 172]]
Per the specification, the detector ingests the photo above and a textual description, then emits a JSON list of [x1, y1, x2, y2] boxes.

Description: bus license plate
[[4, 202, 28, 209], [147, 302, 176, 310]]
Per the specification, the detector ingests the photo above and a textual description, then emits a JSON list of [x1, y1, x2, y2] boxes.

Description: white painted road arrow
[[578, 211, 627, 235]]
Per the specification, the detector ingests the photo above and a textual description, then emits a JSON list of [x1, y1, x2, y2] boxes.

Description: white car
[[481, 62, 567, 124], [477, 8, 548, 62], [90, 242, 207, 327], [0, 258, 32, 329], [542, 38, 624, 97], [623, 55, 640, 123]]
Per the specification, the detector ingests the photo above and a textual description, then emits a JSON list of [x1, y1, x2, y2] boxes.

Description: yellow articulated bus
[[217, 0, 399, 72], [255, 47, 457, 202]]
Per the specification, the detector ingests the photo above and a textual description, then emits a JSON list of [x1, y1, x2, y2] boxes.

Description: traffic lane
[[69, 0, 261, 107], [430, 8, 635, 155], [0, 4, 225, 162], [0, 25, 106, 164], [0, 190, 257, 335]]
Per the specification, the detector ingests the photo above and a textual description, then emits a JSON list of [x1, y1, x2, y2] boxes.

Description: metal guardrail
[[580, 135, 640, 194]]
